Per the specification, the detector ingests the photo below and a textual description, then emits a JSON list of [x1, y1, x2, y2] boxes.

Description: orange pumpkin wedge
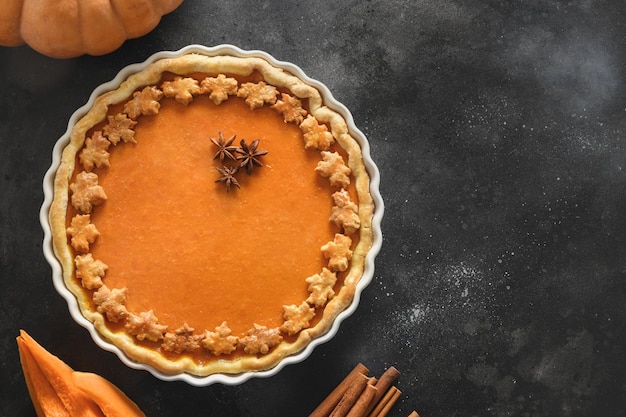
[[17, 330, 145, 417], [16, 336, 70, 417], [72, 372, 145, 417]]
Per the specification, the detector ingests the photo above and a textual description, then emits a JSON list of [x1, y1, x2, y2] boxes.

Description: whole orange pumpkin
[[0, 0, 184, 58]]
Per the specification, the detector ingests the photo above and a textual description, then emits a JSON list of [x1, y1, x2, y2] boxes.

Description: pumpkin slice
[[17, 330, 145, 417], [16, 336, 70, 417], [73, 372, 145, 417]]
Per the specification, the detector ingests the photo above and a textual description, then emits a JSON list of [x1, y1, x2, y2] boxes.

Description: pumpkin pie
[[48, 50, 377, 377]]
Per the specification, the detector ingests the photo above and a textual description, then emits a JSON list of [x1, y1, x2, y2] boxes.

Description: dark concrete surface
[[1, 1, 625, 416]]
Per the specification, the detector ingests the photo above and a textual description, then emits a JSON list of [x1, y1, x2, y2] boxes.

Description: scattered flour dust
[[389, 262, 490, 348]]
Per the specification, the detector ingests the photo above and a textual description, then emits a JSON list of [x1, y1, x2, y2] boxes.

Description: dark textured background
[[1, 1, 625, 416]]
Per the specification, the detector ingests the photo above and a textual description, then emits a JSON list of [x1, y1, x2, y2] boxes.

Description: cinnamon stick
[[309, 363, 369, 417], [375, 386, 402, 417], [364, 366, 400, 415], [329, 373, 370, 417], [368, 386, 401, 417], [345, 381, 378, 417]]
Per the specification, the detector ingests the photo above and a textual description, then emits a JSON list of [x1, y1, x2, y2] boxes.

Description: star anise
[[236, 138, 268, 175], [215, 165, 240, 192], [210, 131, 238, 162]]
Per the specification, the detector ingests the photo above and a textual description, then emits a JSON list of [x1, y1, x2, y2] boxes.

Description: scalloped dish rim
[[39, 44, 384, 386]]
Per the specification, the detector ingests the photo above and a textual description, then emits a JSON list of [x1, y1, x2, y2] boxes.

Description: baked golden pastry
[[48, 50, 376, 377]]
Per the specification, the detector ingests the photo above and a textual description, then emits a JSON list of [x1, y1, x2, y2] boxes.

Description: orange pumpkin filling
[[89, 93, 340, 337]]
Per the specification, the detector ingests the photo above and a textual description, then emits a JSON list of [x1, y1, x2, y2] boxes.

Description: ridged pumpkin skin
[[0, 0, 183, 58]]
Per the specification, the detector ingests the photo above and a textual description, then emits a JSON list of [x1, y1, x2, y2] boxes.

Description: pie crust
[[48, 50, 376, 377]]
